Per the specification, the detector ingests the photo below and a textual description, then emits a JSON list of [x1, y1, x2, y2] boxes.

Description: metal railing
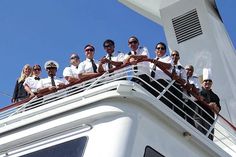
[[0, 60, 235, 156]]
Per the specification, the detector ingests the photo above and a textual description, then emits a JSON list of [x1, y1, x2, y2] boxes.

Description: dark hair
[[103, 39, 115, 47], [33, 64, 41, 70], [155, 42, 166, 50], [171, 50, 179, 55], [84, 44, 95, 51], [128, 36, 139, 43]]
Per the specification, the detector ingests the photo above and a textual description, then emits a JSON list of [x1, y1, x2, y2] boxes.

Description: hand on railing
[[209, 102, 220, 114]]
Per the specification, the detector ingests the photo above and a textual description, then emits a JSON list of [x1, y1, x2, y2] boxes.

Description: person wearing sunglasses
[[185, 65, 201, 92], [23, 64, 42, 98], [63, 53, 81, 83], [124, 36, 150, 89], [196, 68, 221, 140], [169, 50, 187, 118], [149, 42, 173, 97], [98, 39, 124, 72], [184, 65, 202, 127], [78, 44, 99, 80]]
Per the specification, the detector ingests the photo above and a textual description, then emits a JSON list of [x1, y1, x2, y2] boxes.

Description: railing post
[[85, 71, 109, 91], [206, 115, 219, 138], [157, 80, 175, 100]]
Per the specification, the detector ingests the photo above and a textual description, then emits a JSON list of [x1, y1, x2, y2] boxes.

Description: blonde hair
[[18, 64, 32, 82]]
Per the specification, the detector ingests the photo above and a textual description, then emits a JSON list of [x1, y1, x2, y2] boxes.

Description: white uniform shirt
[[150, 55, 173, 81], [63, 65, 80, 79], [78, 58, 99, 74], [102, 52, 126, 80], [171, 64, 187, 81], [37, 76, 68, 89], [188, 75, 202, 91], [23, 76, 41, 93], [124, 46, 150, 76], [102, 52, 124, 71]]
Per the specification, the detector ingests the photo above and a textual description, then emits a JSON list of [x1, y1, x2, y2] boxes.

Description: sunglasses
[[156, 47, 165, 50], [204, 80, 212, 83], [171, 54, 179, 57], [70, 56, 80, 59], [185, 68, 193, 71], [85, 48, 94, 52], [129, 40, 138, 44], [33, 68, 41, 71], [47, 67, 57, 70], [104, 44, 113, 48]]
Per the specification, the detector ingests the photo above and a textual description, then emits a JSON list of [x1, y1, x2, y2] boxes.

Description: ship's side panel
[[130, 106, 218, 157], [0, 83, 232, 157]]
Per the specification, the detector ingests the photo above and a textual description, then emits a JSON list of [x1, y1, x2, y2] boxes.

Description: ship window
[[144, 146, 165, 157], [20, 136, 87, 157]]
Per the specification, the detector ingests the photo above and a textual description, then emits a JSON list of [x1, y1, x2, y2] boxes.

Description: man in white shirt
[[149, 42, 173, 96], [185, 65, 201, 91], [98, 39, 125, 80], [149, 42, 174, 109], [37, 60, 68, 94], [185, 65, 202, 126], [169, 50, 187, 118], [63, 53, 80, 83], [124, 36, 150, 89], [78, 44, 99, 80]]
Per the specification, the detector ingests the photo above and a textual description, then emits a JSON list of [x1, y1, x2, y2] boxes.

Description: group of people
[[12, 36, 220, 140]]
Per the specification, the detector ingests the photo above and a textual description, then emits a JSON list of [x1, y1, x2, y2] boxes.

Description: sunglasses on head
[[129, 40, 138, 44]]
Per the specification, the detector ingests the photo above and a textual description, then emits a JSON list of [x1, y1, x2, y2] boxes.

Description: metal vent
[[172, 9, 202, 44]]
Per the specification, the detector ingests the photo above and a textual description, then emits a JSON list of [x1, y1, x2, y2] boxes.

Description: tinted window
[[21, 136, 87, 157], [144, 146, 165, 157]]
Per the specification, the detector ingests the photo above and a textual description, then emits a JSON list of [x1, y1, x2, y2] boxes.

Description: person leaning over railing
[[169, 50, 187, 118], [37, 60, 68, 95], [78, 44, 99, 80], [149, 42, 173, 108], [184, 65, 202, 127], [123, 36, 150, 90], [195, 68, 221, 140], [98, 39, 124, 72], [63, 53, 81, 84]]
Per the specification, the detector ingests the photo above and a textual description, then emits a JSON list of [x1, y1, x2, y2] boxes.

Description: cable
[[0, 91, 12, 98]]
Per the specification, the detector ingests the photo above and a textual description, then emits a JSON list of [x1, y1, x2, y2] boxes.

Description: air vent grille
[[172, 9, 202, 44]]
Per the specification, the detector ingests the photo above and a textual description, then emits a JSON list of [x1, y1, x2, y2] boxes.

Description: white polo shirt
[[23, 76, 41, 93], [150, 55, 173, 81], [63, 65, 80, 79], [78, 58, 99, 74], [37, 76, 68, 89], [124, 46, 150, 76]]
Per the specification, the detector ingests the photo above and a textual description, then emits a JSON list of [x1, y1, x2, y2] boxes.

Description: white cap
[[202, 68, 212, 81], [44, 60, 59, 70]]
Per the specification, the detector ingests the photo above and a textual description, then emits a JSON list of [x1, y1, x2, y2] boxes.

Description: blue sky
[[0, 0, 235, 107]]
